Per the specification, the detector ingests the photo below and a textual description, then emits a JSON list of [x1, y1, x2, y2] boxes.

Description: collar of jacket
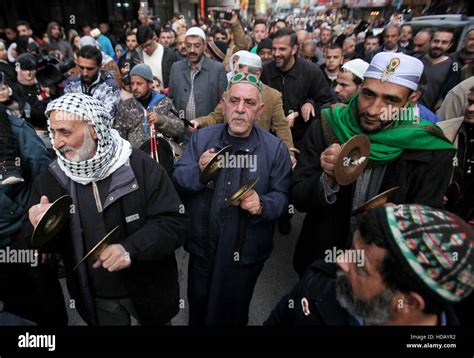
[[81, 71, 112, 93], [48, 156, 139, 211], [187, 55, 207, 72], [267, 56, 302, 80], [216, 124, 262, 154]]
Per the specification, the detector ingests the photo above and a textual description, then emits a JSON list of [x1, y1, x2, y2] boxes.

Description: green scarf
[[323, 94, 456, 164]]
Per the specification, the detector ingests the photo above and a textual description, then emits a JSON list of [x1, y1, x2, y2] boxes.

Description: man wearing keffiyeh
[[21, 93, 187, 326], [291, 52, 458, 278]]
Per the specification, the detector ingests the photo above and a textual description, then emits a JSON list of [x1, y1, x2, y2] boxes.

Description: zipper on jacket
[[92, 181, 103, 213]]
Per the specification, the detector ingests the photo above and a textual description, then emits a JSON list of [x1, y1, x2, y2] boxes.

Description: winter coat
[[290, 118, 456, 276], [63, 71, 120, 118], [20, 149, 187, 325], [172, 123, 291, 265]]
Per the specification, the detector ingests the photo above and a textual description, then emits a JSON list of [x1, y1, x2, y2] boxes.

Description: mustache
[[59, 146, 76, 154]]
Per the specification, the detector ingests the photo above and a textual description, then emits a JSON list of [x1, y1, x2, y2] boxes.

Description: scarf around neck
[[322, 94, 455, 164]]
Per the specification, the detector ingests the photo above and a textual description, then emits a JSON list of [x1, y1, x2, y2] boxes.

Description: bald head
[[414, 30, 432, 55]]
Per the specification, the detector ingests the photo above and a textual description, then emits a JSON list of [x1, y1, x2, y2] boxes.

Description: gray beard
[[335, 270, 395, 325]]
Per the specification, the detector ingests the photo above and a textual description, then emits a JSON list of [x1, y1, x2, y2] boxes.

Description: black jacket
[[132, 45, 177, 88], [20, 149, 187, 325], [290, 118, 456, 277], [261, 57, 333, 146], [264, 260, 460, 326]]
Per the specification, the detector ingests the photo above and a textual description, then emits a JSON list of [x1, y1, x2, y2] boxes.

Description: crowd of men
[[0, 9, 473, 327]]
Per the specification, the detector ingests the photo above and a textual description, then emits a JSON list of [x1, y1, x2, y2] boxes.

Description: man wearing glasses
[[168, 27, 228, 122], [172, 74, 291, 326], [64, 45, 120, 117]]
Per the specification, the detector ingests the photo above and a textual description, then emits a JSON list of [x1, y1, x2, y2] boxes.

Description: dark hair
[[328, 44, 343, 51], [273, 28, 297, 47], [78, 45, 102, 66], [365, 35, 380, 44], [136, 25, 155, 45], [358, 209, 448, 315], [253, 19, 267, 29], [275, 19, 287, 26], [160, 27, 173, 35], [212, 27, 227, 39], [401, 24, 413, 31], [16, 20, 31, 30], [343, 51, 357, 62], [30, 100, 48, 129], [433, 27, 455, 40], [125, 30, 136, 38]]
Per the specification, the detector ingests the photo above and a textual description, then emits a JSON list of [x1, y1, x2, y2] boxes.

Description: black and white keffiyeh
[[45, 93, 132, 185]]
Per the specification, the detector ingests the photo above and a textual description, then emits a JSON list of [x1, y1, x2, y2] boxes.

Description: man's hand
[[290, 155, 297, 168], [320, 143, 342, 187], [189, 120, 199, 133], [223, 10, 239, 25], [301, 103, 315, 122], [286, 112, 299, 128], [147, 112, 160, 124], [92, 244, 131, 272], [236, 189, 262, 215], [28, 196, 52, 228], [199, 148, 217, 172]]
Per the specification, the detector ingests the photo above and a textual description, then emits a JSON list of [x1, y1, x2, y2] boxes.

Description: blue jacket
[[172, 124, 291, 265], [0, 116, 50, 245], [418, 104, 440, 124]]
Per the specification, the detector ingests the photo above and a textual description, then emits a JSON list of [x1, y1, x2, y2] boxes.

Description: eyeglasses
[[227, 73, 263, 94]]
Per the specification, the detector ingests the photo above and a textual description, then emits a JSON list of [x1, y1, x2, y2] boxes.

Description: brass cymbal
[[73, 226, 119, 271], [199, 145, 234, 184], [222, 177, 260, 209], [31, 195, 72, 248], [334, 134, 370, 186], [352, 187, 400, 216]]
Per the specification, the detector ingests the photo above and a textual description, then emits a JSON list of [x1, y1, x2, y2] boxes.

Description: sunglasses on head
[[228, 73, 263, 94]]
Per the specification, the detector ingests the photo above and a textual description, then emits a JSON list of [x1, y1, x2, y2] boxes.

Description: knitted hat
[[380, 204, 473, 303], [257, 38, 272, 53], [130, 63, 154, 82], [207, 40, 227, 62]]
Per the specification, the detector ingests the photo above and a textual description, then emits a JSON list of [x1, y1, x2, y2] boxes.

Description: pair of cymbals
[[200, 145, 233, 184], [31, 195, 72, 248], [334, 134, 370, 186], [222, 177, 260, 209], [351, 187, 400, 216], [73, 226, 119, 271]]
